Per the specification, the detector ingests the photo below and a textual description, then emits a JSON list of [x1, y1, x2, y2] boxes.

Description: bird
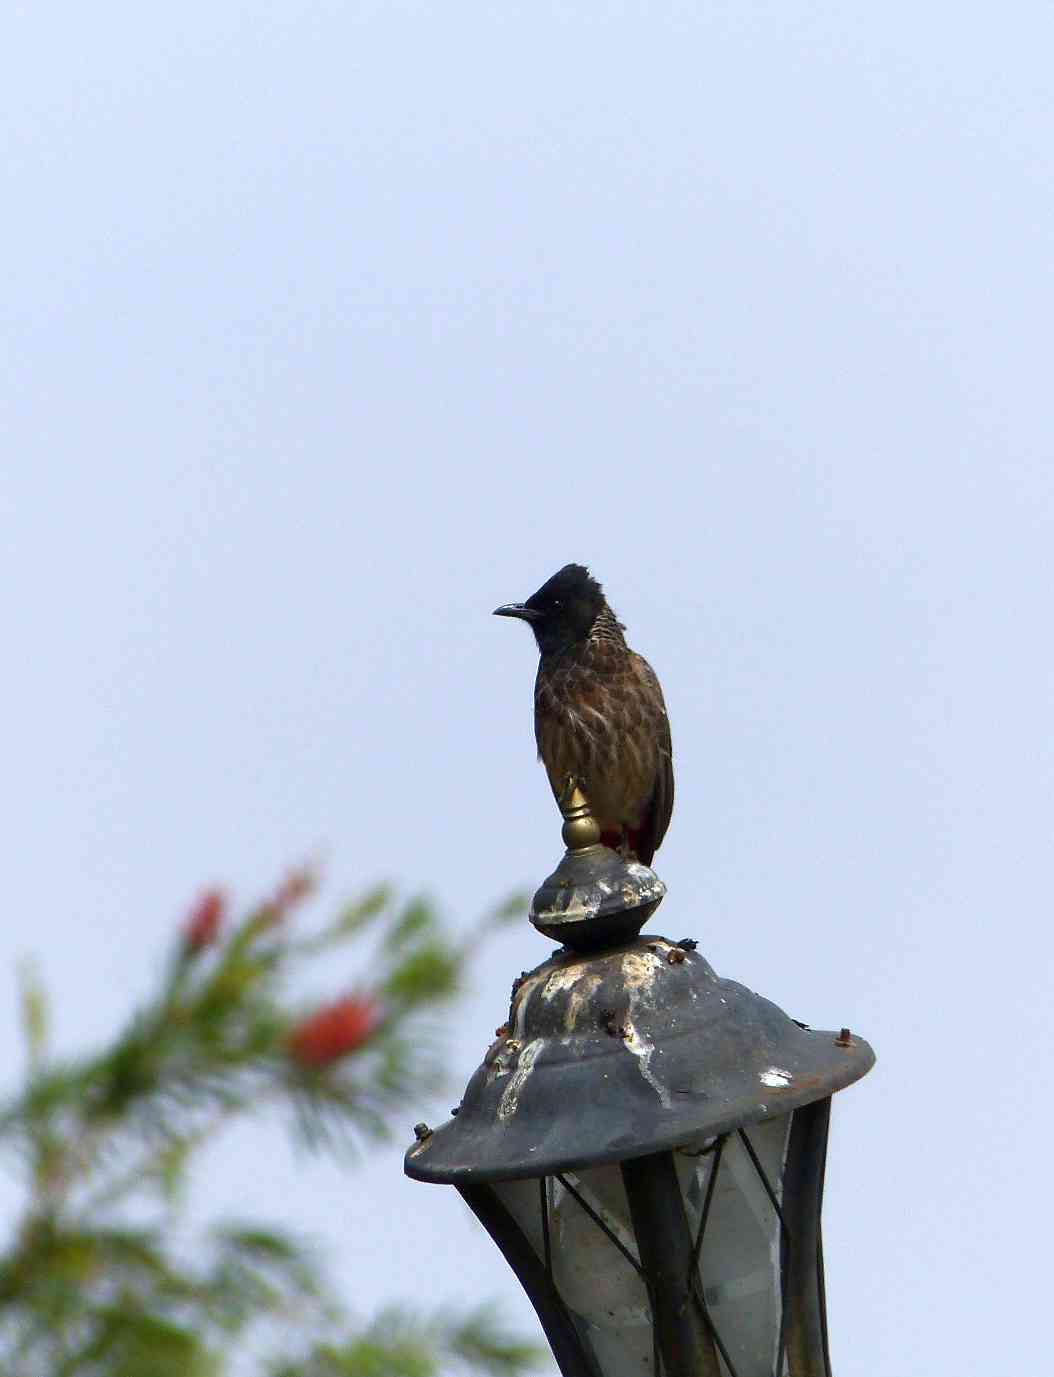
[[494, 564, 673, 866]]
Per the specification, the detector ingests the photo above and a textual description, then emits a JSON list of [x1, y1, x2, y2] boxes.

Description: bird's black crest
[[519, 563, 611, 655], [525, 563, 603, 613], [495, 564, 620, 655]]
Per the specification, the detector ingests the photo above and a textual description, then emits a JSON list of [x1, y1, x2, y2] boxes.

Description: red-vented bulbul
[[494, 564, 673, 866]]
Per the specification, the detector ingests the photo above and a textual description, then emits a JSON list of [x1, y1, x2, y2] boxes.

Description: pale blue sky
[[3, 4, 1052, 1371]]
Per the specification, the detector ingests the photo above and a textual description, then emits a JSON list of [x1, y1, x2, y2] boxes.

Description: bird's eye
[[551, 598, 563, 609]]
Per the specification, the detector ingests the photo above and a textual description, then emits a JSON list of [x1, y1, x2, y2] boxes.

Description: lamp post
[[405, 788, 874, 1376]]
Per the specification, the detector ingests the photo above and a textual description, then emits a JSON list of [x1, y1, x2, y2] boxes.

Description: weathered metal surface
[[405, 935, 874, 1184], [529, 843, 666, 950]]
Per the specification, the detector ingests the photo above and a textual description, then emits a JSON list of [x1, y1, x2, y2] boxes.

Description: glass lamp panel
[[489, 1110, 808, 1377], [549, 1169, 648, 1328], [680, 1116, 792, 1377], [492, 1169, 656, 1377], [488, 1177, 548, 1259]]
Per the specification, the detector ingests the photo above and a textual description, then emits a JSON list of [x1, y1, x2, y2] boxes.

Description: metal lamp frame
[[407, 931, 872, 1377]]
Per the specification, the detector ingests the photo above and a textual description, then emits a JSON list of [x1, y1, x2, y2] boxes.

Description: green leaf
[[295, 884, 395, 956], [382, 941, 460, 1007], [214, 1226, 301, 1262], [275, 1306, 545, 1377], [158, 1137, 193, 1206], [481, 892, 530, 928], [71, 1304, 217, 1377], [447, 1303, 547, 1374], [334, 884, 393, 934], [18, 960, 48, 1069], [387, 896, 436, 950]]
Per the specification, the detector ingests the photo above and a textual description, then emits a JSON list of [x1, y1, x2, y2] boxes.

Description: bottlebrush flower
[[183, 889, 226, 952], [287, 996, 380, 1068], [274, 865, 316, 910], [258, 864, 319, 928]]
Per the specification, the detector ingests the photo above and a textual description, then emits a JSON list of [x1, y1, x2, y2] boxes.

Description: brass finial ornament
[[558, 779, 601, 850], [529, 777, 666, 950]]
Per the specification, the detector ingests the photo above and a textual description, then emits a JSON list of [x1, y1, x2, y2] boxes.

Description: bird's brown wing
[[634, 656, 674, 866]]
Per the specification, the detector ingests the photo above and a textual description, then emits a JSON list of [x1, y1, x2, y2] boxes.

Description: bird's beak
[[493, 602, 543, 623]]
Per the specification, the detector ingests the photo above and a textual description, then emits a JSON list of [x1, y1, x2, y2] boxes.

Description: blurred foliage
[[0, 874, 540, 1377]]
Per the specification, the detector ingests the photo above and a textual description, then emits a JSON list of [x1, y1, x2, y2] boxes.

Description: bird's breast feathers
[[533, 646, 669, 827]]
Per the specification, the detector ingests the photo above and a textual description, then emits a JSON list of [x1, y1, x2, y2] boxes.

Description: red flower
[[183, 889, 226, 952], [274, 865, 316, 910], [258, 864, 319, 928], [288, 996, 379, 1068]]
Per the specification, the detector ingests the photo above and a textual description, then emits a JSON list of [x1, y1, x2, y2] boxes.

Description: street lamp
[[405, 788, 874, 1376]]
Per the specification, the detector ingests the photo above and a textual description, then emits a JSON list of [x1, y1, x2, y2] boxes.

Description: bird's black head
[[494, 563, 609, 656]]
